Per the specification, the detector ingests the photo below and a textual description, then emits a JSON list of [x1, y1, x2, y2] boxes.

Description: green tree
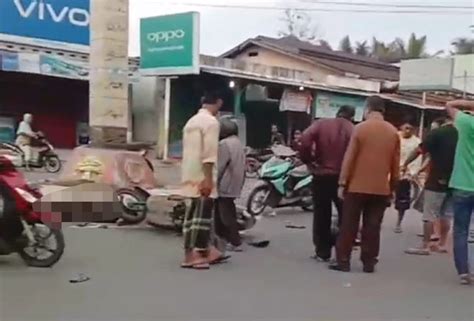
[[451, 37, 474, 54], [371, 33, 430, 62], [339, 35, 353, 53], [355, 41, 370, 56]]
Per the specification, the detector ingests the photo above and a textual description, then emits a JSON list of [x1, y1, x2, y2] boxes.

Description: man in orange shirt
[[330, 96, 400, 273]]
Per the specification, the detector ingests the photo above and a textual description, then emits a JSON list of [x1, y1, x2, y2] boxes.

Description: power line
[[164, 2, 473, 15], [298, 0, 474, 10]]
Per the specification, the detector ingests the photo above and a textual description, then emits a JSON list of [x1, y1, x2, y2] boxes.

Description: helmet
[[219, 117, 238, 140]]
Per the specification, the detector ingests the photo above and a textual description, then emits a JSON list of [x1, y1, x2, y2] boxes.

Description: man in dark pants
[[331, 96, 400, 273], [300, 105, 355, 261]]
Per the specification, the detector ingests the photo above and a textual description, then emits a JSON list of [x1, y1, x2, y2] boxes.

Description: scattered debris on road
[[69, 273, 91, 284]]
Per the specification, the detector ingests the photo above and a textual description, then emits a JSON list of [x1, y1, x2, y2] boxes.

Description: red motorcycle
[[0, 156, 65, 267]]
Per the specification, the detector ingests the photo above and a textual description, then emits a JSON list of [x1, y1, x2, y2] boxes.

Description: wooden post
[[163, 78, 171, 160], [419, 92, 427, 138]]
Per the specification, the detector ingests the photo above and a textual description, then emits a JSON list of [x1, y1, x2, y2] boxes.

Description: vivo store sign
[[0, 0, 90, 51]]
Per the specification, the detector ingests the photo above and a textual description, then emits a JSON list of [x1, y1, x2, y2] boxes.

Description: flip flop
[[192, 262, 210, 270], [405, 248, 430, 255], [209, 255, 231, 265]]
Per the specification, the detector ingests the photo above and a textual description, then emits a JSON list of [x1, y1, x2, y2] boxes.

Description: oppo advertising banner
[[0, 0, 90, 52], [140, 12, 200, 76]]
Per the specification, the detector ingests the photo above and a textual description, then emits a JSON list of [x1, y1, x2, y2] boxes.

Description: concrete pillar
[[89, 0, 129, 145]]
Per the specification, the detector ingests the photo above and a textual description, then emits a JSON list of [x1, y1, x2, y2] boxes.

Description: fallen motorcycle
[[246, 147, 313, 216], [0, 155, 65, 267]]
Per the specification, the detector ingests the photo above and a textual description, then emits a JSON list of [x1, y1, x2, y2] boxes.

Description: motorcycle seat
[[289, 165, 309, 178]]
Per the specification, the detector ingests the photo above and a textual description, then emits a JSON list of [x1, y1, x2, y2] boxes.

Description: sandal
[[431, 245, 448, 253], [209, 255, 231, 265], [192, 262, 210, 270], [405, 247, 430, 255]]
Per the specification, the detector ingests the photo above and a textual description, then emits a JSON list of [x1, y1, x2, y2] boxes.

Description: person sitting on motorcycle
[[215, 117, 246, 252], [15, 113, 37, 171]]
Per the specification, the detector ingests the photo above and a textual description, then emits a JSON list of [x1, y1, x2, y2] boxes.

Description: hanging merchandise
[[279, 89, 312, 113]]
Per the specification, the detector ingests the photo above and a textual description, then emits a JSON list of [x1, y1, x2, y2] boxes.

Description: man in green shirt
[[446, 100, 474, 285]]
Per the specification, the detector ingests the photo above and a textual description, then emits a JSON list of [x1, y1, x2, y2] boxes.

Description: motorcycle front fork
[[20, 219, 36, 243]]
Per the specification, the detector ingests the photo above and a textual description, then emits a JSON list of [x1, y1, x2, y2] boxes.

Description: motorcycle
[[0, 132, 62, 173], [0, 155, 65, 267], [246, 146, 313, 216], [245, 147, 274, 179]]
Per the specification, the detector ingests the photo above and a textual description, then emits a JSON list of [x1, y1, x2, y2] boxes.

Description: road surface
[[1, 204, 473, 321]]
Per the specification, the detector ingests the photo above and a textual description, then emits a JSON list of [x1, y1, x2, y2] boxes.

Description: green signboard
[[315, 91, 367, 121], [140, 12, 200, 76]]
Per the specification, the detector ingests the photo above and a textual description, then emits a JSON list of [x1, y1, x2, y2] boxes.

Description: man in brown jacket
[[330, 96, 400, 273]]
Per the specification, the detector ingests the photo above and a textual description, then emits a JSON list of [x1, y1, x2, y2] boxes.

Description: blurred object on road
[[60, 146, 157, 190]]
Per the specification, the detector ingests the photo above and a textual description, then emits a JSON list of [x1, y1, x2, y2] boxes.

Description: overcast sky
[[129, 0, 474, 56]]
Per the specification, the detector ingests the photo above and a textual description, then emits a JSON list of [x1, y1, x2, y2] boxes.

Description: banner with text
[[315, 92, 366, 122], [140, 12, 200, 76]]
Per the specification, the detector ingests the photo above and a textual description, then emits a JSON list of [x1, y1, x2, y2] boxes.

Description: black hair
[[432, 116, 448, 126], [366, 96, 386, 114], [202, 90, 223, 105], [400, 116, 416, 127], [219, 117, 238, 140], [337, 105, 356, 119]]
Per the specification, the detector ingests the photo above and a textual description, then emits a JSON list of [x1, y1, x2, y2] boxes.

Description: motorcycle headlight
[[15, 187, 38, 203]]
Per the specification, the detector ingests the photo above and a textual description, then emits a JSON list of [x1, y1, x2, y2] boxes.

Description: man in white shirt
[[394, 120, 422, 233], [180, 91, 228, 270], [15, 113, 37, 171]]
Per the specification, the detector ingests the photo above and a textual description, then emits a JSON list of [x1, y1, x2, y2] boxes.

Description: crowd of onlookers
[[177, 90, 474, 285]]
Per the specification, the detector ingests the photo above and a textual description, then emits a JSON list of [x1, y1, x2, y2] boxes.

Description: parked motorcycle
[[246, 147, 313, 216], [0, 132, 62, 173], [0, 156, 65, 267], [245, 147, 274, 178]]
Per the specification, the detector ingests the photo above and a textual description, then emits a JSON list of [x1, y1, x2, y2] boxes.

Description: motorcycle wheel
[[19, 224, 65, 268], [246, 184, 270, 216], [117, 188, 148, 224], [300, 187, 314, 212], [44, 155, 62, 173]]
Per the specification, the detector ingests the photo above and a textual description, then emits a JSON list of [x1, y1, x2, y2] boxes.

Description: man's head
[[201, 91, 224, 116], [336, 105, 356, 121], [431, 116, 448, 129], [365, 96, 386, 117], [293, 130, 302, 140], [24, 113, 33, 124], [399, 120, 415, 139], [219, 117, 239, 140], [271, 124, 279, 134]]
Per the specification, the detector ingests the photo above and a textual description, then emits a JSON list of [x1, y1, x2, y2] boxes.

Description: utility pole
[[89, 0, 130, 145]]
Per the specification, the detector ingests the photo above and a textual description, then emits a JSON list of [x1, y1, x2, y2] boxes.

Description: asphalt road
[[1, 169, 473, 321]]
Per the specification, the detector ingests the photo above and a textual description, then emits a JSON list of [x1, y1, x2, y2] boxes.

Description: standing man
[[16, 113, 37, 171], [394, 120, 422, 233], [215, 117, 246, 252], [331, 96, 400, 273], [403, 116, 457, 255], [445, 100, 474, 285], [300, 105, 355, 261], [270, 124, 285, 146], [180, 91, 227, 270]]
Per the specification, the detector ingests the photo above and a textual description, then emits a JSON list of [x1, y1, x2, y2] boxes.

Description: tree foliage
[[278, 9, 320, 43], [451, 38, 474, 55], [339, 36, 353, 53]]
